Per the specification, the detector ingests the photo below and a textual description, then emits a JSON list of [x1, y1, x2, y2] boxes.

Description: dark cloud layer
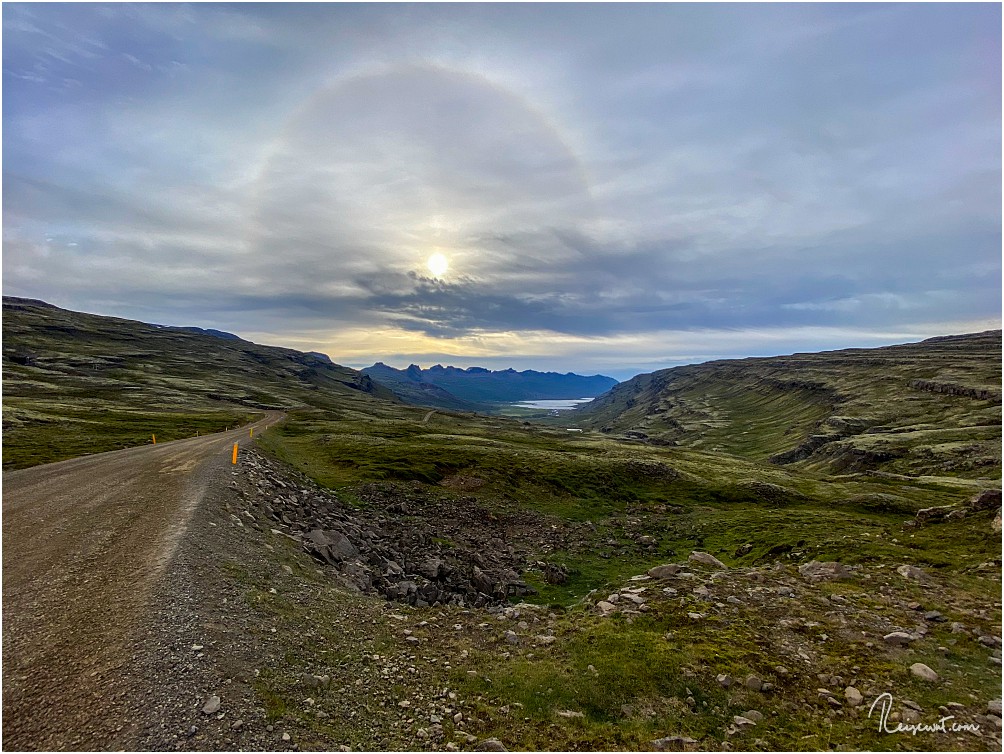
[[3, 3, 1000, 380]]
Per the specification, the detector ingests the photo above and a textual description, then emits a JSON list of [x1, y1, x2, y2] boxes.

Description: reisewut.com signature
[[868, 692, 981, 736]]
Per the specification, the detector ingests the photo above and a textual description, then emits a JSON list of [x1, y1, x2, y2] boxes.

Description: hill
[[361, 362, 484, 412], [1, 297, 398, 469], [363, 362, 618, 406], [571, 331, 1002, 479]]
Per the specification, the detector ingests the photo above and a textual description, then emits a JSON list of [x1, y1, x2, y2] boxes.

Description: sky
[[3, 2, 1000, 382]]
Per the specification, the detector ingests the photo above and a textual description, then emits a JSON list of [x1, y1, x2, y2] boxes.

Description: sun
[[427, 252, 449, 278]]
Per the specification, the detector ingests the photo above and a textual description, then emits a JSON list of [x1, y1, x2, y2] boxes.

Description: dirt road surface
[[2, 412, 283, 751]]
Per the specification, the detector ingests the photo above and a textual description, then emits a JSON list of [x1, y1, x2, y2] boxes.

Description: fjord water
[[510, 398, 594, 410]]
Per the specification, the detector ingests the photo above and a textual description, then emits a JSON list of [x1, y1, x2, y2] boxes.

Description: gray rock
[[417, 557, 444, 580], [896, 564, 926, 581], [717, 674, 733, 688], [648, 564, 682, 579], [988, 699, 1002, 717], [745, 675, 763, 692], [845, 687, 863, 707], [883, 631, 915, 646], [202, 695, 221, 714], [385, 580, 417, 600], [688, 551, 727, 569], [471, 566, 494, 594], [596, 601, 618, 616], [474, 739, 508, 752], [969, 489, 1002, 511], [733, 715, 757, 730], [798, 561, 851, 580], [915, 505, 956, 524], [743, 710, 764, 723], [306, 529, 358, 562], [910, 663, 938, 682], [650, 735, 698, 751]]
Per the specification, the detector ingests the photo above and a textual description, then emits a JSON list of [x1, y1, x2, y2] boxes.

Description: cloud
[[2, 3, 1000, 378]]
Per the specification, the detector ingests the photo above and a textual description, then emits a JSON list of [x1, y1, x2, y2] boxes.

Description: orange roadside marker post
[[152, 434, 156, 444], [232, 443, 239, 465], [250, 427, 254, 438]]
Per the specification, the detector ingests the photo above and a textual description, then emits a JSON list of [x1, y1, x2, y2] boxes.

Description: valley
[[1, 298, 1000, 751]]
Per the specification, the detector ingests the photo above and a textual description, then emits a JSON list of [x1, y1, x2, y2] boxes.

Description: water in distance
[[510, 398, 594, 410]]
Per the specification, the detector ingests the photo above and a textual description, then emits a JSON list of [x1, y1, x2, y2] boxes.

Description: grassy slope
[[252, 404, 1000, 751], [1, 297, 398, 469], [571, 332, 1002, 480]]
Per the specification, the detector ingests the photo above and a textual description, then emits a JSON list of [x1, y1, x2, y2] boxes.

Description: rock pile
[[233, 450, 539, 607]]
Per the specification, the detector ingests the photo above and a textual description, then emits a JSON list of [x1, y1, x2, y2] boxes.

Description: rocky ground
[[126, 448, 542, 751], [118, 446, 1001, 752]]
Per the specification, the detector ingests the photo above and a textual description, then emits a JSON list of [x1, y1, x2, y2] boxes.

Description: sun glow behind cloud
[[426, 252, 449, 278], [2, 3, 999, 380]]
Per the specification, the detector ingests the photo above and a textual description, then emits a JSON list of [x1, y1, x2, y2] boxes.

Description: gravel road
[[2, 413, 282, 751]]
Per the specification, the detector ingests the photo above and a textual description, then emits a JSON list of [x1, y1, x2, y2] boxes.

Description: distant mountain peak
[[361, 362, 618, 406]]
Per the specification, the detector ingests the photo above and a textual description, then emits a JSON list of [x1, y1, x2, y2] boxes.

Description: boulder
[[798, 561, 851, 581], [910, 663, 938, 682], [471, 567, 494, 595], [650, 736, 698, 751], [474, 739, 508, 752], [305, 529, 358, 562], [969, 489, 1002, 512], [688, 551, 727, 569], [648, 564, 682, 579], [896, 564, 925, 581], [915, 505, 956, 524], [385, 580, 417, 601], [417, 557, 443, 580], [883, 631, 915, 646], [844, 687, 863, 707]]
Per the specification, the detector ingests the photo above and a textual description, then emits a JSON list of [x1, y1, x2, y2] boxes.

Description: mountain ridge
[[1, 296, 398, 468], [571, 329, 1001, 479], [362, 361, 618, 407]]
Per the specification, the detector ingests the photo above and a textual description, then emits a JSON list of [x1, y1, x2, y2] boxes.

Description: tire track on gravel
[[2, 413, 282, 750]]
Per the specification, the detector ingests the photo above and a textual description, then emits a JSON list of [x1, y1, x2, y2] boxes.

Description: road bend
[[2, 411, 283, 750]]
